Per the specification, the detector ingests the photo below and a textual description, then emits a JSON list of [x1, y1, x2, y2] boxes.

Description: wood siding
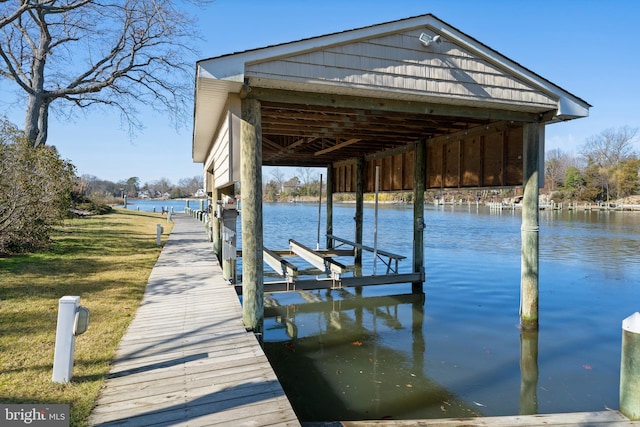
[[332, 125, 525, 193], [246, 30, 557, 109], [206, 111, 241, 190]]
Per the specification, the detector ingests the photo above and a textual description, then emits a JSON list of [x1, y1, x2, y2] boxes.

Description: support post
[[354, 157, 364, 266], [326, 165, 334, 249], [316, 174, 322, 250], [620, 312, 640, 420], [240, 96, 264, 335], [520, 123, 541, 330], [373, 166, 380, 275], [412, 140, 426, 293], [211, 186, 221, 259]]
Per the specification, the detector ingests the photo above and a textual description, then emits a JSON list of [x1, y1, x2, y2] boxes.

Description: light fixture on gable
[[419, 33, 442, 47]]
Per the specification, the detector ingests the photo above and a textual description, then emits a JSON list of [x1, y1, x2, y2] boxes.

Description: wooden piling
[[240, 96, 264, 335], [520, 123, 541, 330], [326, 165, 334, 249], [620, 312, 640, 420], [354, 157, 365, 266], [412, 140, 426, 293], [211, 186, 221, 259]]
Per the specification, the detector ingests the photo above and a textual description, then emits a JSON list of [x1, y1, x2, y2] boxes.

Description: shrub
[[0, 119, 76, 254]]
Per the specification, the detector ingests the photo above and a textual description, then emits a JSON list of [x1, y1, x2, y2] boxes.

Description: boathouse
[[192, 14, 590, 334]]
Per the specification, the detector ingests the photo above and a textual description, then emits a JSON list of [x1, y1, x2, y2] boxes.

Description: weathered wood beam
[[315, 138, 361, 156], [520, 122, 541, 330], [413, 140, 426, 293], [355, 157, 365, 265], [211, 186, 221, 260], [240, 97, 264, 335], [250, 87, 549, 123], [326, 165, 334, 250], [426, 120, 512, 147]]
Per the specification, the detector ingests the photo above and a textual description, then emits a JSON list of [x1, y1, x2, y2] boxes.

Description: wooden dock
[[324, 410, 637, 426], [89, 211, 637, 427], [88, 213, 300, 427]]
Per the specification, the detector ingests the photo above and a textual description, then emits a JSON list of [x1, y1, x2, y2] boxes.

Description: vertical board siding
[[247, 30, 556, 108], [331, 125, 525, 192], [506, 127, 524, 185], [461, 137, 481, 187], [212, 119, 231, 187], [483, 132, 504, 186]]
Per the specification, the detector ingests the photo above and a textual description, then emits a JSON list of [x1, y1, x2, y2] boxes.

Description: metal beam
[[263, 247, 298, 281], [289, 239, 345, 276]]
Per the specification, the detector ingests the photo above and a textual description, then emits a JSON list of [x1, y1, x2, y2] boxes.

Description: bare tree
[[178, 175, 203, 196], [545, 148, 572, 192], [269, 167, 286, 193], [581, 126, 639, 202], [581, 126, 638, 169], [0, 0, 198, 147], [296, 167, 318, 187]]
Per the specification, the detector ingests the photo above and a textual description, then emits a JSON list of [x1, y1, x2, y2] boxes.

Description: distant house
[[194, 189, 206, 198]]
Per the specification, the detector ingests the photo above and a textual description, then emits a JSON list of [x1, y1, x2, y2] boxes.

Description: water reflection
[[520, 329, 538, 415], [264, 289, 484, 421], [260, 203, 640, 421]]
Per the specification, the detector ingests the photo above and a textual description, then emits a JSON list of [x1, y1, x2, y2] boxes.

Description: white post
[[52, 296, 80, 383], [621, 312, 640, 420], [156, 224, 163, 246]]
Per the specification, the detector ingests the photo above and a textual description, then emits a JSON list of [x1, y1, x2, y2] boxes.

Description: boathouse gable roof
[[193, 14, 590, 164]]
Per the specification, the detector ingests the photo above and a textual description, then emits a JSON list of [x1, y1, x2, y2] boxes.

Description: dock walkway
[[88, 213, 300, 427]]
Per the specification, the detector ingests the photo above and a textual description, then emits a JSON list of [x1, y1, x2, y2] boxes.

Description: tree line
[[2, 120, 638, 255], [0, 118, 203, 255], [263, 167, 324, 201], [545, 126, 639, 202], [78, 174, 204, 203], [261, 127, 640, 204]]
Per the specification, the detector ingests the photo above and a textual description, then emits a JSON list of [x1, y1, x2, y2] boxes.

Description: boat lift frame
[[235, 235, 422, 294]]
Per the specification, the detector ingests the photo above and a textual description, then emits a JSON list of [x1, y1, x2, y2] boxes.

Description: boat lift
[[233, 169, 423, 294], [234, 236, 421, 294]]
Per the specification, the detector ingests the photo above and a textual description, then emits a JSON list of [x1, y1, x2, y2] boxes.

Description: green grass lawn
[[0, 209, 173, 426]]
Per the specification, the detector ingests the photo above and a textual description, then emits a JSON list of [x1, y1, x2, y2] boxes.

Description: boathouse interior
[[192, 13, 590, 332]]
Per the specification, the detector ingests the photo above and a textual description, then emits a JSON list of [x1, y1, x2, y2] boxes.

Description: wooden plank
[[88, 214, 299, 427], [315, 138, 361, 156], [337, 411, 633, 426]]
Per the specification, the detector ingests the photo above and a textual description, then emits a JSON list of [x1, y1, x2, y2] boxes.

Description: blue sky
[[2, 0, 639, 185]]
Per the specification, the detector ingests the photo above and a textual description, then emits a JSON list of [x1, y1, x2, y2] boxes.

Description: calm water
[[116, 198, 208, 212], [255, 202, 640, 421]]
